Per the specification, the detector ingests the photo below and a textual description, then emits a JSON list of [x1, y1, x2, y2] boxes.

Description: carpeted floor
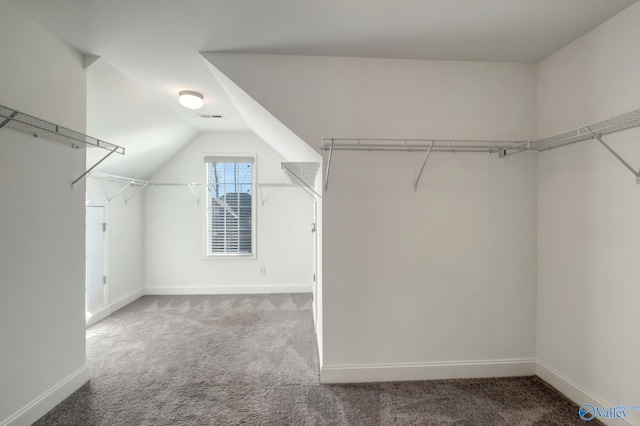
[[35, 294, 600, 425]]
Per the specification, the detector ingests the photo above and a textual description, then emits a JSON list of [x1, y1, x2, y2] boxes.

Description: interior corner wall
[[144, 131, 314, 294], [314, 193, 323, 367], [318, 59, 539, 380], [86, 180, 145, 318], [207, 54, 539, 381], [536, 2, 640, 422], [0, 1, 89, 424]]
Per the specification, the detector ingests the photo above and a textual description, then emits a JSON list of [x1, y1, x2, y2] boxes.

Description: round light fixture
[[178, 90, 204, 110]]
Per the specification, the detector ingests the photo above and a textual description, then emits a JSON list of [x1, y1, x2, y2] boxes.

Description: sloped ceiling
[[201, 57, 320, 163], [86, 59, 200, 179], [9, 0, 638, 175]]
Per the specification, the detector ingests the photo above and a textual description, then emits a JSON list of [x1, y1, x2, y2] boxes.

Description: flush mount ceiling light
[[178, 90, 204, 110]]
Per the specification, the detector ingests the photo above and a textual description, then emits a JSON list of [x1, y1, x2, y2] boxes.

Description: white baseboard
[[85, 303, 111, 326], [536, 361, 639, 426], [111, 288, 145, 312], [320, 358, 536, 384], [145, 284, 313, 295], [86, 288, 144, 327], [0, 365, 89, 426]]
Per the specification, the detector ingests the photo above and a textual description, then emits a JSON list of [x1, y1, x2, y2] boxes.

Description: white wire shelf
[[321, 139, 522, 154], [535, 109, 640, 152], [0, 104, 126, 189], [0, 105, 124, 154], [89, 172, 299, 205], [282, 162, 321, 200], [89, 172, 200, 204], [89, 172, 294, 188], [90, 172, 150, 186], [320, 139, 524, 190], [321, 108, 640, 189]]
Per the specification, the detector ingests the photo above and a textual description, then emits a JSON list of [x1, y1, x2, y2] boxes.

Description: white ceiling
[[85, 59, 200, 179], [8, 0, 638, 174]]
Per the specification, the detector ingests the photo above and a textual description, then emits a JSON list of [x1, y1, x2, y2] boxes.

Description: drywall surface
[[86, 180, 145, 311], [86, 59, 199, 180], [0, 1, 88, 424], [207, 54, 538, 377], [84, 60, 151, 321], [145, 131, 314, 293], [537, 2, 640, 421], [202, 58, 320, 163]]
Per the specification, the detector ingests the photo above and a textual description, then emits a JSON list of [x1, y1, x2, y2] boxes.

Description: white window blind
[[206, 158, 254, 255]]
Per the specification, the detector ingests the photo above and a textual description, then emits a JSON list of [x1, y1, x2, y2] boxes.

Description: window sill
[[203, 254, 256, 261]]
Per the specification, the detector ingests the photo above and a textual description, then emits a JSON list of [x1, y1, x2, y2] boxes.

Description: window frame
[[202, 153, 257, 259]]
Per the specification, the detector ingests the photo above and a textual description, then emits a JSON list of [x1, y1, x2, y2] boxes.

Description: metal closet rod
[[0, 105, 125, 189], [321, 138, 523, 191], [89, 172, 295, 205], [89, 172, 295, 188], [90, 172, 199, 187], [90, 172, 297, 205], [321, 108, 640, 189], [90, 172, 202, 204], [321, 138, 522, 153]]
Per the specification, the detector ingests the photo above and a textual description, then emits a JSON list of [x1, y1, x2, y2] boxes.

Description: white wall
[[85, 180, 145, 323], [206, 54, 539, 382], [145, 131, 314, 294], [86, 59, 199, 180], [202, 58, 320, 163], [0, 2, 88, 424], [83, 60, 152, 325], [537, 3, 640, 423], [1, 3, 634, 422]]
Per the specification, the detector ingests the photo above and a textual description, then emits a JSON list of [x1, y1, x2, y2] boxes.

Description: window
[[205, 156, 255, 256]]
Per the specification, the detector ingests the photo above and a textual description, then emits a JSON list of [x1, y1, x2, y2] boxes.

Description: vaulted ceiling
[[9, 0, 638, 177]]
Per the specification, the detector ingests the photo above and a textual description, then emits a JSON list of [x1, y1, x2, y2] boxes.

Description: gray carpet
[[35, 294, 600, 425]]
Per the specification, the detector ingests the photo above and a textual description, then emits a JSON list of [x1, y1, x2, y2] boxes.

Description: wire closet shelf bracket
[[90, 172, 303, 206], [0, 104, 126, 189], [320, 138, 522, 191], [501, 108, 640, 183], [321, 108, 640, 190]]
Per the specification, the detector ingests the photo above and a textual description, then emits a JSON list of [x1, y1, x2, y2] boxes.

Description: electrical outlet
[[260, 266, 266, 275]]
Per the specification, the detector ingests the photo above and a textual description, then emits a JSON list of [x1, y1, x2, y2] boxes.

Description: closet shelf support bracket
[[124, 182, 149, 204], [188, 184, 201, 205], [281, 163, 321, 199], [414, 141, 434, 191], [587, 127, 640, 184], [324, 139, 334, 191], [72, 146, 120, 189], [0, 111, 18, 130], [499, 141, 532, 158], [107, 180, 134, 202]]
